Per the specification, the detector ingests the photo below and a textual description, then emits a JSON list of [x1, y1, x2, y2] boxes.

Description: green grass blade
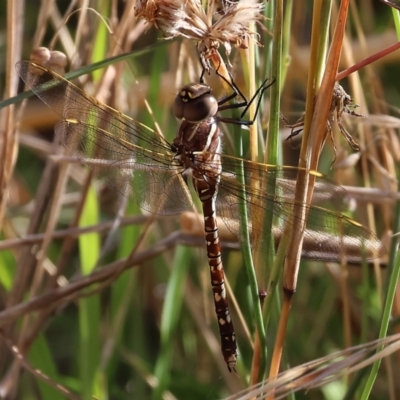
[[233, 125, 267, 377], [361, 196, 400, 399], [78, 184, 101, 399], [0, 235, 15, 291], [152, 245, 191, 400], [265, 0, 283, 166], [28, 334, 65, 400]]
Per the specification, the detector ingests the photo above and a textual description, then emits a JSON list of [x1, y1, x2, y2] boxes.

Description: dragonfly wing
[[16, 60, 193, 215], [55, 120, 193, 215], [216, 160, 384, 262], [220, 156, 351, 210], [298, 204, 384, 262], [16, 60, 171, 154]]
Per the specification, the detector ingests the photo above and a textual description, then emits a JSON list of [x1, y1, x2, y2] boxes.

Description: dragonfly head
[[173, 83, 218, 123]]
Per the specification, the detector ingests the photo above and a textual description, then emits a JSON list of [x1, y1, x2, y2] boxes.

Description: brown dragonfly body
[[16, 61, 384, 372], [173, 115, 236, 369]]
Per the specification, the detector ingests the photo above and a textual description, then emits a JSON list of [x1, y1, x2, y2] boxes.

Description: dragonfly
[[16, 60, 383, 372]]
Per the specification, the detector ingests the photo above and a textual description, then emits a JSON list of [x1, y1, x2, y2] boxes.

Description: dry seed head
[[134, 0, 264, 68], [30, 47, 67, 75]]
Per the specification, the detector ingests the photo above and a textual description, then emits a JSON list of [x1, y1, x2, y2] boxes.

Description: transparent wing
[[16, 60, 170, 153], [214, 157, 383, 262], [16, 60, 383, 261], [17, 60, 193, 214]]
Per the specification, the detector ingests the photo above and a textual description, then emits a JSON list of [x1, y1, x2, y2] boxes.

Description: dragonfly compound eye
[[173, 83, 218, 123]]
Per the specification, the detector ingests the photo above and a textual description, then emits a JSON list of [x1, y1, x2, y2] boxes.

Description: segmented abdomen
[[193, 170, 237, 372]]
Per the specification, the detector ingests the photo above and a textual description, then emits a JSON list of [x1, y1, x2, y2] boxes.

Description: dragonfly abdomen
[[201, 193, 237, 371]]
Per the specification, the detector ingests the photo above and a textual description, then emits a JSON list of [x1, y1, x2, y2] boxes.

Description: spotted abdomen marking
[[193, 169, 237, 372]]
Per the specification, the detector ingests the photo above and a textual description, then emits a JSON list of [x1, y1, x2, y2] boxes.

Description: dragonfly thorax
[[173, 83, 218, 123], [174, 119, 220, 154]]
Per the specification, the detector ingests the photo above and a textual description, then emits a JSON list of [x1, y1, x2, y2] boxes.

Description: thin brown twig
[[0, 231, 183, 327]]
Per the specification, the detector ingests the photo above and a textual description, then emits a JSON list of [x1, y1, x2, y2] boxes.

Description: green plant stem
[[234, 125, 267, 378], [264, 0, 282, 166], [281, 0, 293, 84], [152, 245, 191, 400], [361, 197, 400, 398], [78, 185, 101, 400], [260, 0, 283, 275]]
